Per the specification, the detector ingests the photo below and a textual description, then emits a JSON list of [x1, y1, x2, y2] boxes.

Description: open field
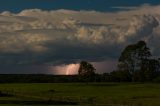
[[0, 83, 160, 106]]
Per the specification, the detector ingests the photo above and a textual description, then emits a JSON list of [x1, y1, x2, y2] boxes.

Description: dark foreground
[[0, 83, 160, 106]]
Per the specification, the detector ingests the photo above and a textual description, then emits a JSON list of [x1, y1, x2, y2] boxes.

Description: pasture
[[0, 83, 160, 105]]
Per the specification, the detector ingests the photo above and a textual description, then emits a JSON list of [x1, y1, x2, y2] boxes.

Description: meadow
[[0, 83, 160, 106]]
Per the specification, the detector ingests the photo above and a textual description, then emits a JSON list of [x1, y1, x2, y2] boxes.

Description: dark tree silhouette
[[78, 61, 96, 82], [117, 41, 158, 82], [118, 41, 151, 73]]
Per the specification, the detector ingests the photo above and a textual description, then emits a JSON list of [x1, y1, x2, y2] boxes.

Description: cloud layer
[[0, 5, 160, 69]]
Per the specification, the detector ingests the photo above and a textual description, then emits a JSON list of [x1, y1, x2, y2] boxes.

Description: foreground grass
[[0, 83, 160, 105]]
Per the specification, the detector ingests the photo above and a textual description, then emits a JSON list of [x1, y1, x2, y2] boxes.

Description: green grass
[[0, 83, 160, 105]]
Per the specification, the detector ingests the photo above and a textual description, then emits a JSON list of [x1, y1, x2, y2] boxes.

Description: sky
[[0, 0, 159, 12], [0, 0, 160, 74]]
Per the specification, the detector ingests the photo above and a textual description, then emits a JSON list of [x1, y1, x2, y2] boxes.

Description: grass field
[[0, 83, 160, 106]]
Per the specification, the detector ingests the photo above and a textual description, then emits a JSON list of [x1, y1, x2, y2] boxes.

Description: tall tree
[[78, 61, 96, 82], [118, 41, 151, 81]]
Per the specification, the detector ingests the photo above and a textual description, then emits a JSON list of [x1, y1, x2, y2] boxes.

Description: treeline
[[0, 73, 160, 83], [0, 74, 79, 83], [0, 74, 121, 83]]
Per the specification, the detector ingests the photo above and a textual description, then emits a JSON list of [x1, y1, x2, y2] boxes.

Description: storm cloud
[[0, 5, 160, 74]]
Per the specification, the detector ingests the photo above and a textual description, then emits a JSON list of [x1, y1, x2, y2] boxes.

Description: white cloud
[[0, 5, 160, 65]]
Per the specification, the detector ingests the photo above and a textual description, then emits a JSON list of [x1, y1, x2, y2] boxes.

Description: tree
[[132, 59, 160, 82], [110, 70, 132, 82], [78, 61, 96, 82], [145, 59, 160, 81], [118, 41, 152, 81]]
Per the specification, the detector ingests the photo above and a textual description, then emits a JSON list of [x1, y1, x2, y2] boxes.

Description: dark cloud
[[0, 8, 159, 65], [0, 5, 159, 74]]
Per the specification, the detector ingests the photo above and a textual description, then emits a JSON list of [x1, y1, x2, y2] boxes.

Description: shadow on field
[[0, 91, 13, 97], [88, 83, 119, 87], [0, 100, 78, 105], [72, 83, 120, 87]]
